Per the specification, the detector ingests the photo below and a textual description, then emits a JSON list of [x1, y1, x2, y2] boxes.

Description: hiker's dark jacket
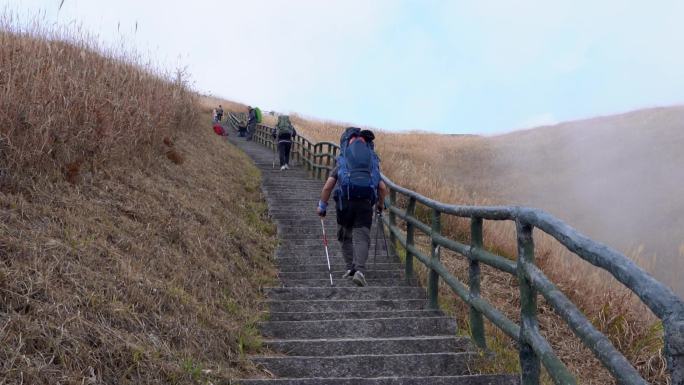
[[248, 108, 257, 124]]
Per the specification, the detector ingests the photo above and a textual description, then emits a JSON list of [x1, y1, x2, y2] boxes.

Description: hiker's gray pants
[[338, 226, 371, 274], [335, 199, 374, 274], [246, 121, 256, 140]]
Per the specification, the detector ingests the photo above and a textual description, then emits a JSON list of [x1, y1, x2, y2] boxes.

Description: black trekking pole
[[373, 212, 381, 267], [320, 218, 334, 286], [377, 212, 390, 259]]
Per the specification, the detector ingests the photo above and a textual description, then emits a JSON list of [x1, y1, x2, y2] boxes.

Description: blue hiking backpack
[[334, 127, 381, 207]]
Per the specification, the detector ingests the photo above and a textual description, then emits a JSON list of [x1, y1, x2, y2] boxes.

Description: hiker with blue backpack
[[271, 115, 297, 170], [316, 128, 388, 287]]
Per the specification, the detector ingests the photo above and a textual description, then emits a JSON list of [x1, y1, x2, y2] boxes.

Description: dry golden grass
[[198, 94, 249, 115], [289, 114, 671, 384], [0, 21, 277, 384]]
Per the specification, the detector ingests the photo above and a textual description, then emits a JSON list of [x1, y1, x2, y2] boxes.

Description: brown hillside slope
[[0, 28, 277, 384]]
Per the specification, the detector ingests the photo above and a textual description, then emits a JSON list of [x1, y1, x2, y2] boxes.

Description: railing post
[[666, 320, 684, 385], [315, 144, 322, 180], [428, 208, 441, 310], [307, 141, 313, 175], [517, 221, 540, 385], [469, 217, 486, 349], [325, 144, 332, 179], [388, 189, 397, 258], [405, 197, 416, 284]]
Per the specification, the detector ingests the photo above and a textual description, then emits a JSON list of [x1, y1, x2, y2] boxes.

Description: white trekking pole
[[320, 218, 334, 286], [272, 144, 276, 169]]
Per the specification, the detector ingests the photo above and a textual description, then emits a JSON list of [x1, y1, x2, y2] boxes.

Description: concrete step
[[274, 256, 396, 266], [233, 375, 520, 385], [278, 269, 403, 281], [250, 352, 475, 378], [265, 335, 471, 356], [260, 317, 457, 339], [276, 263, 402, 273], [276, 278, 414, 288], [266, 298, 428, 313], [275, 244, 388, 252], [265, 287, 425, 301], [267, 309, 442, 321]]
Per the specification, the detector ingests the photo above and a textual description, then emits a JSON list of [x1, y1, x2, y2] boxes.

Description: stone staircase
[[227, 135, 519, 385]]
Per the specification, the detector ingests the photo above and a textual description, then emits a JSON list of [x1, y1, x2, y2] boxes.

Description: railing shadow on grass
[[226, 113, 684, 385]]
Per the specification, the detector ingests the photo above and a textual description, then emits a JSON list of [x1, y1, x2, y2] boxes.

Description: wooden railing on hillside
[[228, 113, 684, 385]]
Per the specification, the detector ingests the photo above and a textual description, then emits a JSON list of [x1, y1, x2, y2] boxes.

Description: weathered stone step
[[276, 243, 386, 250], [276, 278, 413, 288], [276, 242, 384, 250], [267, 309, 442, 321], [267, 202, 321, 208], [270, 215, 337, 222], [278, 269, 403, 281], [277, 263, 402, 273], [267, 298, 427, 312], [266, 198, 321, 203], [250, 352, 475, 377], [265, 286, 425, 300], [277, 237, 385, 243], [264, 335, 470, 356], [260, 317, 457, 339], [274, 259, 397, 269], [233, 375, 520, 385], [275, 255, 394, 264]]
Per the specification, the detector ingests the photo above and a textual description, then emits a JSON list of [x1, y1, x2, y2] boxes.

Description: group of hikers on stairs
[[216, 107, 389, 287], [212, 104, 261, 140]]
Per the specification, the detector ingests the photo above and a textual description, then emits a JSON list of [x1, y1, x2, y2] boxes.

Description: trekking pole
[[272, 144, 276, 169], [320, 218, 334, 286], [373, 212, 380, 267], [378, 212, 390, 258]]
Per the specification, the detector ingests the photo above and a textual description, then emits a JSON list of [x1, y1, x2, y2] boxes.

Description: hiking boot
[[352, 271, 367, 287], [284, 164, 290, 170], [342, 269, 355, 279], [280, 165, 286, 171]]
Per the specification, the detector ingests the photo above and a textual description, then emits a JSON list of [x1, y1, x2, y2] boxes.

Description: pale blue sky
[[5, 0, 684, 134]]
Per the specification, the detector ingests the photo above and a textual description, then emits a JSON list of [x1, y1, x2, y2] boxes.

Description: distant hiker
[[246, 106, 257, 141], [212, 109, 218, 122], [316, 128, 388, 287], [216, 105, 224, 122], [271, 115, 297, 170]]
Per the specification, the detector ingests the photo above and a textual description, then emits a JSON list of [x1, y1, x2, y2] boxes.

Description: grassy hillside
[[0, 25, 277, 384], [287, 110, 679, 384]]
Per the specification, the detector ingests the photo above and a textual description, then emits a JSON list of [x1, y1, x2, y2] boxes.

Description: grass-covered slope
[[0, 26, 277, 384]]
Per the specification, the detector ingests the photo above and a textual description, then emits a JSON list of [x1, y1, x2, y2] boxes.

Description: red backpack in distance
[[213, 123, 225, 136]]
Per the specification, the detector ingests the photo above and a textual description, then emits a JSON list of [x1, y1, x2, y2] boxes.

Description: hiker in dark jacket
[[316, 128, 388, 287], [271, 115, 297, 170], [216, 105, 224, 122], [246, 106, 257, 141]]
